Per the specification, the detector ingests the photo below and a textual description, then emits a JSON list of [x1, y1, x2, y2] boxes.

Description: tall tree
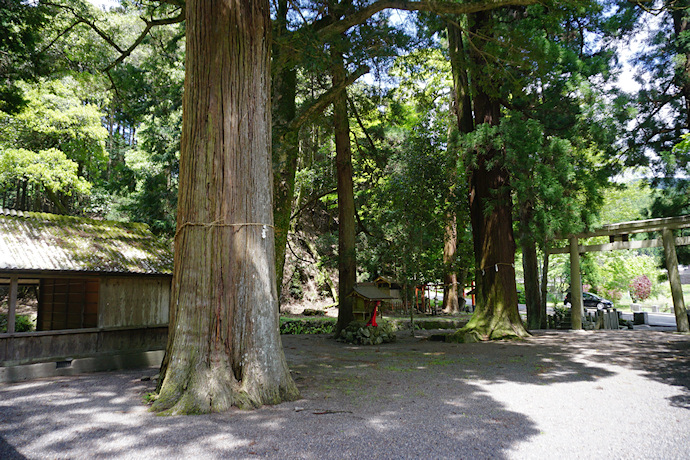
[[269, 0, 543, 310], [447, 10, 529, 341], [271, 0, 299, 296], [0, 0, 53, 113], [445, 19, 474, 314], [152, 0, 298, 414], [331, 41, 358, 331], [501, 3, 619, 329], [635, 2, 690, 264]]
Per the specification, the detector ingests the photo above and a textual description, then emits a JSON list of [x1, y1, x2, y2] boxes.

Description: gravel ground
[[1, 329, 689, 459]]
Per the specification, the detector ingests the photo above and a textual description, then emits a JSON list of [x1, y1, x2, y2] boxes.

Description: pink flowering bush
[[602, 288, 623, 301], [630, 275, 652, 302]]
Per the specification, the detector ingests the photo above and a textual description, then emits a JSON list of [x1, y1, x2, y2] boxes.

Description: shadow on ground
[[536, 330, 690, 409], [0, 329, 688, 458]]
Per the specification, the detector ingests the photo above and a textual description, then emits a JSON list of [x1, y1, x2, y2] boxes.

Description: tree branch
[[315, 0, 541, 40], [282, 65, 370, 138], [290, 188, 337, 221], [39, 20, 85, 56], [348, 95, 378, 155], [103, 10, 186, 72], [43, 1, 185, 73]]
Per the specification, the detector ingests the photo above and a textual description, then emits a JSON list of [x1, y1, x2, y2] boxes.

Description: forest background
[[2, 0, 690, 325]]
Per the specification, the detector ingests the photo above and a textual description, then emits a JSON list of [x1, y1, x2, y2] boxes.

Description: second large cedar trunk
[[449, 10, 528, 342]]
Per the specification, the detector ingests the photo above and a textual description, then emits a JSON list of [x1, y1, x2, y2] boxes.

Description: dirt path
[[1, 329, 689, 459]]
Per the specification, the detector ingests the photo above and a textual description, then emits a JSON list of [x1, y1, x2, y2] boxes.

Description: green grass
[[279, 316, 336, 335]]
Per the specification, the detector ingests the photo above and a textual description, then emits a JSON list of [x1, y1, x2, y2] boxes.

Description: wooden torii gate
[[550, 215, 690, 332]]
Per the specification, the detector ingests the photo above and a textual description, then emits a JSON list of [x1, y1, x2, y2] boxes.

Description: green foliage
[[597, 252, 662, 299], [580, 254, 602, 293], [0, 314, 35, 333], [1, 79, 108, 178], [552, 305, 570, 328], [0, 0, 55, 113], [354, 45, 472, 287], [107, 22, 184, 234], [0, 147, 91, 195], [517, 289, 527, 304], [279, 318, 336, 335], [600, 182, 653, 224], [648, 183, 690, 265], [288, 269, 304, 301], [634, 6, 690, 247], [0, 77, 107, 213]]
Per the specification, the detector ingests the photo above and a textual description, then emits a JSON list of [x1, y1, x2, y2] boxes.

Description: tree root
[[445, 322, 530, 343]]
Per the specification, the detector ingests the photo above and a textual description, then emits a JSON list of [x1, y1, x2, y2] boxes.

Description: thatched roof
[[0, 209, 172, 275], [349, 285, 394, 300]]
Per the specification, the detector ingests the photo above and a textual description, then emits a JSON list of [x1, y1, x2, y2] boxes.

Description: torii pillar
[[569, 236, 583, 330], [662, 228, 690, 332]]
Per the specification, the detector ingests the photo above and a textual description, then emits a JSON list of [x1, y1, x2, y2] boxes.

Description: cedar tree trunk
[[332, 48, 357, 332], [443, 20, 473, 315], [153, 0, 299, 414], [448, 11, 528, 342], [519, 201, 542, 330]]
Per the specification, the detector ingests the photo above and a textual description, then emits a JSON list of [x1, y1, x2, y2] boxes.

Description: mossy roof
[[349, 285, 394, 300], [0, 209, 173, 275]]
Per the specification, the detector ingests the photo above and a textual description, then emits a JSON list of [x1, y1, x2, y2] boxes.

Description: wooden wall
[[37, 278, 99, 330], [0, 326, 168, 366], [98, 276, 170, 328]]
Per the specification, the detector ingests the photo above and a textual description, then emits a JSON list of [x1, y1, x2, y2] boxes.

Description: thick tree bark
[[443, 20, 472, 315], [519, 202, 542, 330], [332, 48, 357, 332], [153, 0, 299, 414], [448, 11, 528, 342]]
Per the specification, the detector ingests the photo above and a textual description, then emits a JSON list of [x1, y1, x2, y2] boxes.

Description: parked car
[[564, 291, 613, 310]]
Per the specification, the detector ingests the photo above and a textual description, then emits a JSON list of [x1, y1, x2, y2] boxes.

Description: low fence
[[548, 309, 621, 330], [0, 325, 167, 367]]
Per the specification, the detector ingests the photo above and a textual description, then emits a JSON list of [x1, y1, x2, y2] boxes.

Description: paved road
[[620, 311, 679, 329]]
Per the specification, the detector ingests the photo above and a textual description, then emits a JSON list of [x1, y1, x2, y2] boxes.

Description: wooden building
[[0, 209, 172, 382], [349, 284, 394, 322]]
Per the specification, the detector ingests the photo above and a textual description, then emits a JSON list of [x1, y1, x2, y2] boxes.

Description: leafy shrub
[[553, 305, 569, 322], [0, 314, 36, 333], [288, 270, 304, 300], [280, 318, 335, 335], [601, 288, 623, 302], [629, 275, 652, 302]]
